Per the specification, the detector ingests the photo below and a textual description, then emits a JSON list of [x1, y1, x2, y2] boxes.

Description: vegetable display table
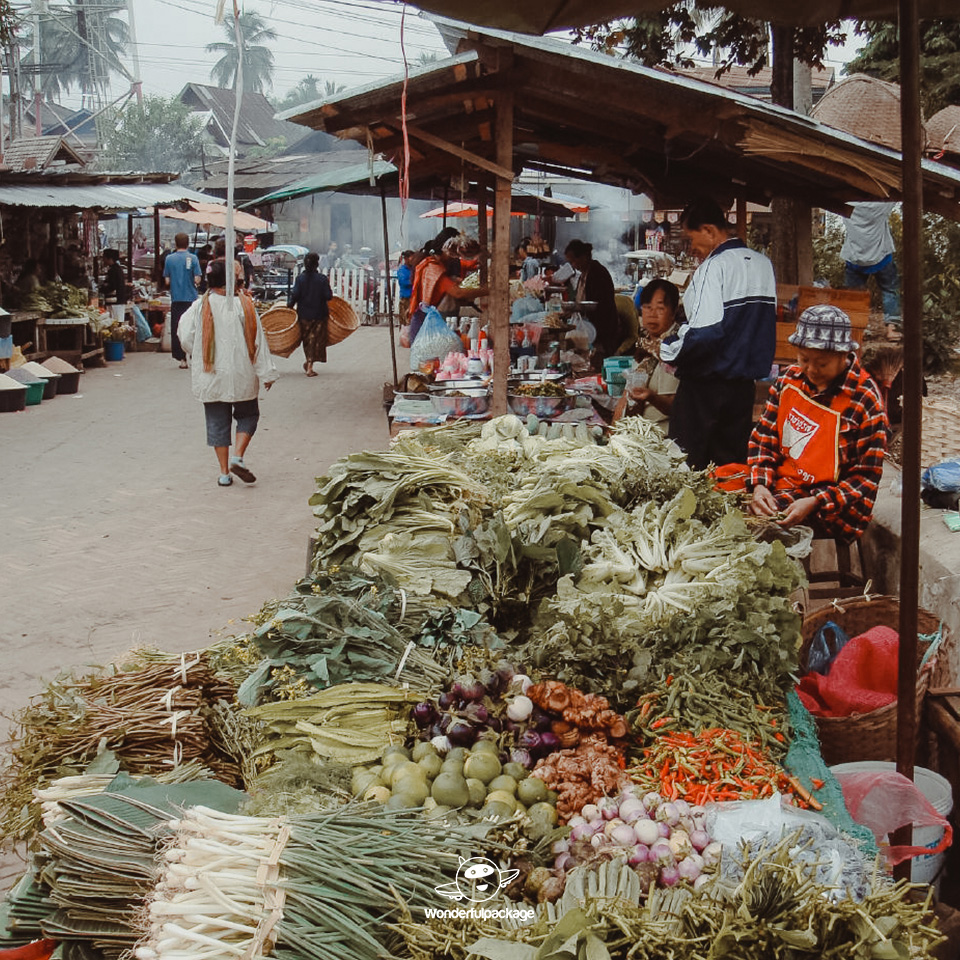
[[36, 317, 96, 369]]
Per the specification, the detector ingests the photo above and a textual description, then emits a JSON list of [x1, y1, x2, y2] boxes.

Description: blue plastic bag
[[922, 459, 960, 494], [805, 621, 851, 676], [409, 305, 464, 371]]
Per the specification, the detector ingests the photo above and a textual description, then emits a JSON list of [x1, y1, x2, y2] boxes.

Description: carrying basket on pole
[[260, 306, 301, 358]]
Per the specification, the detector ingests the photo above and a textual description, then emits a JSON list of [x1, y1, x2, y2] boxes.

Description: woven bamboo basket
[[260, 306, 301, 358], [327, 297, 359, 346], [799, 595, 943, 766], [921, 397, 960, 467]]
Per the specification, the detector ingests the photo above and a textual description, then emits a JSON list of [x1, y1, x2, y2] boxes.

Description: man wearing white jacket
[[178, 260, 279, 487], [660, 197, 776, 470]]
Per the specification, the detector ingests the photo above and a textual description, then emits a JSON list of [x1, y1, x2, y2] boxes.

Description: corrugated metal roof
[[0, 182, 212, 210], [243, 159, 397, 205]]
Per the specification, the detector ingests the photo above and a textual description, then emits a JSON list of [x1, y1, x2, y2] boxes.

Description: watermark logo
[[425, 857, 534, 922], [435, 856, 518, 903]]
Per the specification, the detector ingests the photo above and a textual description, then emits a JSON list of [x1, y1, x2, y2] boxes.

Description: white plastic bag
[[409, 306, 464, 371], [567, 315, 596, 352]]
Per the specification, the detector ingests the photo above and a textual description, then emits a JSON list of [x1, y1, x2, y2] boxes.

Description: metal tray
[[507, 392, 577, 419], [432, 390, 491, 417]]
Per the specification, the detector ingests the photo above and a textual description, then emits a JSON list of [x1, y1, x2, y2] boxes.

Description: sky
[[14, 0, 868, 109]]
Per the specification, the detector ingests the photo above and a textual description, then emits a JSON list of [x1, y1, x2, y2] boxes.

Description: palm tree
[[206, 11, 277, 95], [22, 2, 129, 103]]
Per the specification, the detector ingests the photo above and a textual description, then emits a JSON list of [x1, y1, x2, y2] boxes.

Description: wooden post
[[126, 215, 134, 286], [491, 91, 514, 417], [443, 183, 449, 228], [477, 177, 489, 288], [736, 195, 747, 242], [893, 0, 924, 881], [153, 207, 161, 285], [380, 179, 398, 389]]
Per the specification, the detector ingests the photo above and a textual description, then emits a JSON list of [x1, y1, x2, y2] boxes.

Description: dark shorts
[[203, 399, 259, 447]]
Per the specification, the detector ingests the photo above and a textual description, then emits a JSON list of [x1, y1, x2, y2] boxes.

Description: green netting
[[785, 688, 879, 857]]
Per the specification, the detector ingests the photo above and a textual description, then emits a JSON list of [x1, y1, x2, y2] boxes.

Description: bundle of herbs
[[0, 654, 242, 844]]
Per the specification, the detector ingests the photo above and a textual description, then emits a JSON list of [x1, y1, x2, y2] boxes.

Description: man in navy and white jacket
[[660, 197, 776, 470]]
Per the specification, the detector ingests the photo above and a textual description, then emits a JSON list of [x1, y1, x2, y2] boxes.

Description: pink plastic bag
[[836, 770, 953, 865]]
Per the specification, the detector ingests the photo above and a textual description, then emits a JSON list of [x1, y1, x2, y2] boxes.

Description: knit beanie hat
[[788, 303, 859, 353]]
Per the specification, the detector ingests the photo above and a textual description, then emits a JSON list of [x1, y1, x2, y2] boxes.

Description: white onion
[[677, 855, 702, 882], [555, 853, 575, 872], [581, 803, 601, 822], [642, 792, 662, 813], [567, 815, 587, 829], [658, 821, 670, 838], [506, 695, 534, 722], [619, 798, 645, 820], [508, 674, 531, 693], [633, 819, 660, 846], [603, 818, 625, 838], [668, 829, 691, 859], [619, 784, 639, 801], [599, 797, 620, 820], [552, 838, 570, 855], [674, 799, 690, 817], [657, 802, 680, 826], [611, 824, 637, 846], [659, 864, 680, 887], [621, 806, 645, 825], [590, 832, 606, 849], [701, 841, 722, 867], [693, 873, 713, 892], [569, 822, 593, 842]]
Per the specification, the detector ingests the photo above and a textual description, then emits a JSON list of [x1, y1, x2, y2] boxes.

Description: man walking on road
[[178, 260, 278, 487], [660, 197, 777, 470], [164, 233, 202, 369]]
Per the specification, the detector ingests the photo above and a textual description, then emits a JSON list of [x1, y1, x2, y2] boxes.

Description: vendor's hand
[[628, 386, 653, 404], [777, 496, 819, 528], [748, 484, 780, 517], [264, 380, 275, 391]]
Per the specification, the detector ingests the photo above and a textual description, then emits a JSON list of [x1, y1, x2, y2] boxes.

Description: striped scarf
[[201, 288, 258, 373]]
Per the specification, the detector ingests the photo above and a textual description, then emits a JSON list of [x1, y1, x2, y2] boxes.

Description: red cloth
[[796, 625, 899, 717]]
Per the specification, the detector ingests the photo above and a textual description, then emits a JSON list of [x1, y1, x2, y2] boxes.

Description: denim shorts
[[203, 399, 259, 447]]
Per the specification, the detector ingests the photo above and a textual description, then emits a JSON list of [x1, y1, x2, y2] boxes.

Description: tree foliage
[[845, 19, 960, 116], [274, 74, 344, 112], [573, 2, 845, 77], [20, 2, 128, 102], [206, 11, 277, 94], [98, 96, 205, 175]]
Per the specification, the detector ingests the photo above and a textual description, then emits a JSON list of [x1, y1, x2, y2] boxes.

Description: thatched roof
[[811, 73, 928, 153], [926, 105, 960, 158]]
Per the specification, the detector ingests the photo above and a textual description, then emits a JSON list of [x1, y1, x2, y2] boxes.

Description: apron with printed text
[[774, 384, 844, 490]]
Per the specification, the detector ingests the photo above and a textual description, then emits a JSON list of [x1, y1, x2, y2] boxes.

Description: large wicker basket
[[800, 595, 943, 766], [921, 397, 960, 468], [327, 297, 359, 346], [260, 306, 301, 358]]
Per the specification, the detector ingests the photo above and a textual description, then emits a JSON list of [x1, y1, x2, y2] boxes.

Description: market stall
[[0, 414, 953, 958]]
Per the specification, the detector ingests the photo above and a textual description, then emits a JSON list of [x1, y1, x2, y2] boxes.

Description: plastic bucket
[[831, 761, 953, 890], [104, 340, 125, 362]]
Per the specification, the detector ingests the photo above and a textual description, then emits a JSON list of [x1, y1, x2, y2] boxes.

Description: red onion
[[659, 864, 680, 887], [518, 730, 542, 753], [447, 720, 477, 747], [460, 678, 486, 702], [538, 732, 560, 753], [650, 840, 674, 865], [460, 702, 489, 724], [658, 822, 671, 839], [438, 691, 458, 711], [678, 853, 704, 881], [599, 797, 620, 820], [412, 702, 438, 727], [569, 822, 593, 842], [510, 747, 532, 768], [554, 853, 575, 872], [689, 829, 711, 853], [531, 707, 553, 733], [628, 843, 650, 865]]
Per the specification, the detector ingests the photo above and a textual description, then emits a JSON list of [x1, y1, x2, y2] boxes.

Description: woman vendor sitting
[[742, 304, 887, 541], [621, 278, 681, 434]]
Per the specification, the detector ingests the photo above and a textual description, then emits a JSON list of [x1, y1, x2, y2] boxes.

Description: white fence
[[328, 266, 404, 323]]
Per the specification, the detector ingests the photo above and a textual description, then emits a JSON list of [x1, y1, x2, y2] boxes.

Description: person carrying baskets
[[288, 251, 333, 377]]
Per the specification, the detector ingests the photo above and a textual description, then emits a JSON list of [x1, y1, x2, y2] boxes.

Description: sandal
[[179, 359, 189, 369], [218, 474, 233, 487], [885, 324, 903, 343], [229, 457, 256, 484]]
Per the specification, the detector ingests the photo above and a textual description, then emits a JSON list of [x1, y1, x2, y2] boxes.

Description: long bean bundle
[[136, 804, 485, 960]]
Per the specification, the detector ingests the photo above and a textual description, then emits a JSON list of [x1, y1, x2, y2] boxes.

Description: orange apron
[[774, 384, 843, 489]]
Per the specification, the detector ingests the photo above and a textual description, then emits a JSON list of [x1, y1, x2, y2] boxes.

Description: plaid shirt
[[748, 358, 887, 540]]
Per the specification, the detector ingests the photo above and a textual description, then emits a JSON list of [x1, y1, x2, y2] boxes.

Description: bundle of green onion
[[136, 804, 488, 960]]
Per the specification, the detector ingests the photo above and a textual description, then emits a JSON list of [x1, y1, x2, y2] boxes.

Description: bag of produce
[[409, 306, 464, 371], [568, 315, 596, 351]]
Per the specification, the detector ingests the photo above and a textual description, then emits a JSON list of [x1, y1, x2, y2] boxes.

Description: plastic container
[[0, 374, 27, 412], [3, 368, 45, 405], [104, 340, 125, 362], [21, 362, 59, 400], [831, 761, 953, 891]]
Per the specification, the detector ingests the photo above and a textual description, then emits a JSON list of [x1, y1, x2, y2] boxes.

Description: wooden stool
[[803, 535, 869, 600]]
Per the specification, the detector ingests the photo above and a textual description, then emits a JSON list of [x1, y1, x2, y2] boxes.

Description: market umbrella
[[390, 0, 933, 852], [155, 201, 275, 233]]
